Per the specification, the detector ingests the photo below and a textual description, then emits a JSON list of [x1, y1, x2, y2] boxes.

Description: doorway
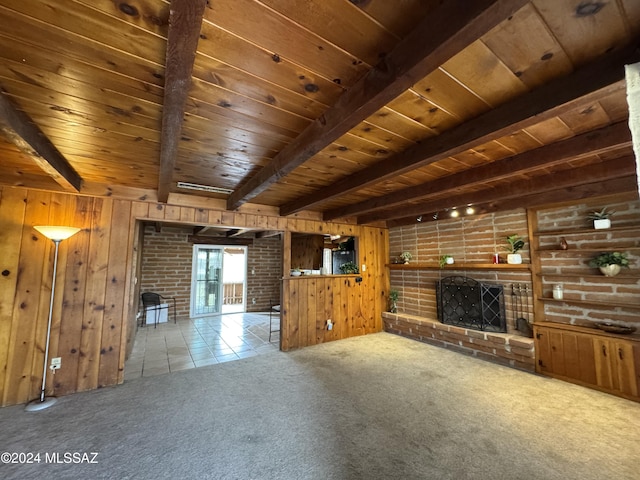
[[190, 245, 247, 317], [221, 247, 246, 314]]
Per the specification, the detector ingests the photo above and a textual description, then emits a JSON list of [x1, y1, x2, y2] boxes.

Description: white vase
[[507, 253, 522, 264], [599, 264, 621, 277], [593, 219, 611, 229]]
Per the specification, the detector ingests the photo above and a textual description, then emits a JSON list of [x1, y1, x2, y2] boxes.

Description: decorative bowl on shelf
[[595, 322, 637, 335]]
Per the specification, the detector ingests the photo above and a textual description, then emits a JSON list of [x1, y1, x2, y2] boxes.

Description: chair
[[141, 292, 177, 328], [269, 299, 280, 342]]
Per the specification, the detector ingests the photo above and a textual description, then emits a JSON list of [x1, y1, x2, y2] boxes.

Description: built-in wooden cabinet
[[592, 336, 639, 397], [529, 202, 640, 402], [534, 322, 640, 402]]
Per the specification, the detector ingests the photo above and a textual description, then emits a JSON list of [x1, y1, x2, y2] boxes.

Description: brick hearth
[[382, 312, 535, 372]]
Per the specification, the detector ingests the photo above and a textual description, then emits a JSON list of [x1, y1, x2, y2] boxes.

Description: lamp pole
[[26, 226, 80, 412]]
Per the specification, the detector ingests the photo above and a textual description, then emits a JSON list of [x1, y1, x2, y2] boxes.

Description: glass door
[[191, 245, 223, 317], [221, 247, 247, 314]]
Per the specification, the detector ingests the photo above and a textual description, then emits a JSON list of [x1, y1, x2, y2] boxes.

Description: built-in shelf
[[536, 246, 640, 252], [539, 296, 640, 310], [537, 272, 640, 280], [534, 225, 640, 236], [387, 263, 530, 271]]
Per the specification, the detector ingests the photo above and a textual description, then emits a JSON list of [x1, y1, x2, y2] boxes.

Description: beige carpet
[[0, 332, 638, 479]]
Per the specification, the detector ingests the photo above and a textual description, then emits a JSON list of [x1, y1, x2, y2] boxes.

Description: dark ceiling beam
[[157, 0, 207, 203], [255, 230, 282, 239], [0, 89, 82, 192], [359, 155, 637, 224], [282, 41, 640, 216], [227, 229, 252, 238], [187, 235, 253, 246], [226, 0, 529, 211], [386, 175, 640, 228], [323, 121, 632, 220]]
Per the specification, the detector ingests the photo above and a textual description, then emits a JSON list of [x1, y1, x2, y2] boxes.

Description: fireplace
[[436, 276, 506, 332]]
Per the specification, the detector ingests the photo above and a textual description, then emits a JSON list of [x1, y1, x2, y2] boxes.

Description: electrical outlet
[[50, 357, 61, 370]]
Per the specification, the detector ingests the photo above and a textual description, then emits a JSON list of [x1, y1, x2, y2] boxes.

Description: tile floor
[[124, 312, 280, 381]]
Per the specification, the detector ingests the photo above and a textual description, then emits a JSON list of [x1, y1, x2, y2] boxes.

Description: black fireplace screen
[[436, 276, 506, 332]]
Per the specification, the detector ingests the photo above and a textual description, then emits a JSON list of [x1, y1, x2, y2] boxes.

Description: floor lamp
[[25, 225, 81, 412]]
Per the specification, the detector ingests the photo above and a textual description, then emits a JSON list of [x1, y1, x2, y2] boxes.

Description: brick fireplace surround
[[382, 312, 535, 372]]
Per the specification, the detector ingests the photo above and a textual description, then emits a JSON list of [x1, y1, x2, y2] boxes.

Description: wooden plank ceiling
[[0, 0, 639, 228]]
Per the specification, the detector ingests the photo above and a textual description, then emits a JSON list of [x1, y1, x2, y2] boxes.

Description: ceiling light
[[177, 182, 233, 195], [466, 207, 475, 215], [416, 215, 422, 222], [450, 209, 459, 218]]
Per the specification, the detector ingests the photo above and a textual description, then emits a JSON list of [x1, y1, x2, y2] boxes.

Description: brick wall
[[386, 199, 640, 366], [246, 236, 283, 312], [140, 226, 194, 320], [388, 208, 532, 335], [140, 226, 283, 319], [383, 312, 535, 371], [535, 198, 640, 329]]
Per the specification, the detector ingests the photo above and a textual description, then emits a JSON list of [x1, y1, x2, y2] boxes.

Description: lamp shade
[[34, 225, 81, 241]]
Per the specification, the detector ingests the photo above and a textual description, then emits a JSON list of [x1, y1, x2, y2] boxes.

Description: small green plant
[[389, 290, 399, 313], [439, 255, 453, 268], [588, 252, 629, 268], [504, 234, 525, 254], [339, 261, 359, 274], [400, 251, 412, 263], [587, 207, 614, 220]]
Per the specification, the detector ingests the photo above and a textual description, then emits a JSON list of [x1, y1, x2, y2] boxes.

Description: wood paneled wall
[[0, 188, 134, 407], [291, 233, 324, 270], [0, 187, 388, 406], [283, 226, 388, 350]]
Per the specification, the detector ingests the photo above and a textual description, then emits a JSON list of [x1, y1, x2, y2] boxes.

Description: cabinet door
[[548, 330, 566, 376], [534, 327, 554, 374], [593, 338, 616, 390], [535, 327, 597, 383], [564, 332, 597, 385], [612, 341, 639, 397]]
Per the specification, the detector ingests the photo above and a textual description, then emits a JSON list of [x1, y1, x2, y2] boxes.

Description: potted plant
[[504, 234, 525, 264], [587, 207, 614, 229], [389, 290, 399, 313], [400, 251, 412, 264], [588, 251, 629, 277], [339, 261, 359, 274], [439, 255, 454, 268]]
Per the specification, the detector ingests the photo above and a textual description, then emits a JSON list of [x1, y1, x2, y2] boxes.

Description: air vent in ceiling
[[176, 182, 233, 195]]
